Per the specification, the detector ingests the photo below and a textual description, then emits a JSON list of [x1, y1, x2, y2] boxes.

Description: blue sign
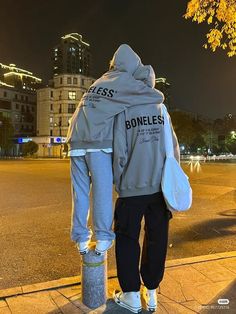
[[17, 138, 32, 144], [56, 137, 61, 143]]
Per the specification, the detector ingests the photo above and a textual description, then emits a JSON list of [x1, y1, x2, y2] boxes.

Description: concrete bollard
[[81, 242, 107, 309]]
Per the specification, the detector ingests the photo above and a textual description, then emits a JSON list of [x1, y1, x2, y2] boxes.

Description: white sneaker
[[95, 240, 113, 255], [113, 290, 142, 313], [76, 241, 89, 255], [143, 287, 157, 312]]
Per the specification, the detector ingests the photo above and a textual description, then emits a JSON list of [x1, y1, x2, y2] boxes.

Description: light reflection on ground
[[188, 160, 202, 173]]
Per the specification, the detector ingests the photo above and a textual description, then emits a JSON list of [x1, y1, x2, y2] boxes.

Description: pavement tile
[[159, 273, 188, 303], [157, 294, 177, 304], [0, 286, 22, 299], [1, 255, 236, 313], [69, 296, 91, 313], [211, 278, 236, 307], [166, 254, 221, 268], [165, 265, 212, 286], [157, 302, 174, 313], [58, 285, 81, 299], [0, 301, 7, 309], [192, 260, 236, 282], [159, 300, 195, 314], [218, 257, 236, 274], [181, 300, 202, 313], [184, 279, 233, 305], [0, 307, 11, 314], [6, 290, 61, 314], [22, 276, 80, 294], [50, 290, 83, 313]]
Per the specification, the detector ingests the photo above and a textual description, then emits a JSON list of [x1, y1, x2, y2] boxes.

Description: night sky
[[1, 0, 235, 119]]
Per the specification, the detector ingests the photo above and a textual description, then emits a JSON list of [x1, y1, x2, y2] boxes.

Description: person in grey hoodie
[[112, 65, 179, 313], [66, 45, 164, 256]]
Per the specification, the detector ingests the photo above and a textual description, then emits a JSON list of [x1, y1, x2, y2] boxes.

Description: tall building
[[0, 63, 42, 91], [0, 62, 42, 156], [0, 85, 37, 137], [52, 33, 92, 77], [36, 73, 95, 157]]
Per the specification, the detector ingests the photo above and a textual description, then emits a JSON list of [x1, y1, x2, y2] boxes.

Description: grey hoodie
[[66, 44, 164, 150], [113, 65, 180, 197]]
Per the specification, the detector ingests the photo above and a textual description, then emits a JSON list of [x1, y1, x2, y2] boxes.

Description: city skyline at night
[[0, 0, 236, 119]]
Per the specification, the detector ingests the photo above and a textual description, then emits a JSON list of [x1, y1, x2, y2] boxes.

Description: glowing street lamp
[[230, 131, 236, 139]]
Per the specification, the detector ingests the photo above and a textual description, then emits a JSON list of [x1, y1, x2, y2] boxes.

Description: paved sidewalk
[[0, 252, 235, 314]]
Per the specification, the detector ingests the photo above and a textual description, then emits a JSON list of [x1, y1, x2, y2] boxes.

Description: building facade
[[52, 33, 92, 77], [0, 86, 37, 137], [36, 73, 94, 157]]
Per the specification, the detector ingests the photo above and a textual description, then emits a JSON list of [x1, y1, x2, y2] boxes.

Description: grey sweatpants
[[70, 152, 115, 243]]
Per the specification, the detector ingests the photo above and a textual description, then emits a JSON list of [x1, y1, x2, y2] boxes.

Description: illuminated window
[[68, 91, 76, 100], [15, 114, 20, 121], [50, 117, 53, 123]]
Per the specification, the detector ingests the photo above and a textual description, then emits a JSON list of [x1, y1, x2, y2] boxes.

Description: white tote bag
[[161, 105, 192, 212]]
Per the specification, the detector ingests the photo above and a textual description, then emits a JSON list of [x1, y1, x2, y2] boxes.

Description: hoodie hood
[[110, 44, 141, 74], [133, 64, 156, 88]]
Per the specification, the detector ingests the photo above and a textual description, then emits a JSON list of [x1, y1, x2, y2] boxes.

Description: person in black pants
[[112, 64, 179, 313], [114, 192, 171, 293]]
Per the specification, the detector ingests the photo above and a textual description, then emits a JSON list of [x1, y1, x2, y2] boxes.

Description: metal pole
[[81, 242, 107, 309]]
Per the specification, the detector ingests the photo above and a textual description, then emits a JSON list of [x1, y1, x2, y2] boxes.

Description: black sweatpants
[[114, 191, 172, 292]]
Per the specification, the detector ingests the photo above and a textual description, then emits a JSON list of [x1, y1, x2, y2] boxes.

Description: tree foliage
[[170, 111, 205, 149], [185, 0, 236, 56], [22, 141, 39, 156]]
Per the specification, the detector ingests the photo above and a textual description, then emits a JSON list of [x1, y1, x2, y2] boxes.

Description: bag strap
[[161, 104, 174, 158]]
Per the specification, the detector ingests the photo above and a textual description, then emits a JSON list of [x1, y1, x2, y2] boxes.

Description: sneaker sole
[[78, 248, 89, 255], [147, 305, 157, 312], [95, 243, 113, 255], [113, 292, 142, 313]]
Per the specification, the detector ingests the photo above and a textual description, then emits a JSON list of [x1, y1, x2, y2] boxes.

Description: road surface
[[0, 159, 235, 289]]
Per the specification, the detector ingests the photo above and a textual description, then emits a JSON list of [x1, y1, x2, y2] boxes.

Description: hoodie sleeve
[[113, 111, 128, 187], [123, 75, 165, 107], [167, 111, 180, 163]]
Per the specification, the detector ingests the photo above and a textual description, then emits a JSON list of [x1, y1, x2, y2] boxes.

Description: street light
[[230, 131, 236, 139]]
